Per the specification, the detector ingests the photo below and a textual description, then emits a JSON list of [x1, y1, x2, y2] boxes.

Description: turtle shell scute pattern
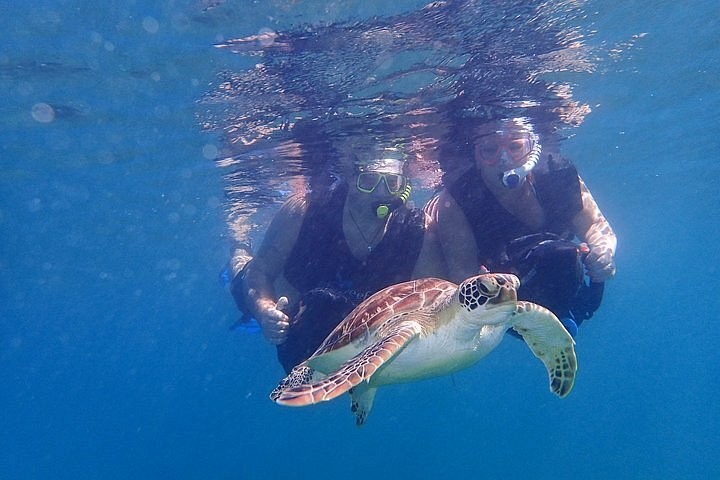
[[314, 277, 455, 355]]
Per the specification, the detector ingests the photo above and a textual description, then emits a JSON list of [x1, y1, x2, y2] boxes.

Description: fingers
[[251, 296, 291, 344], [261, 308, 290, 345], [264, 296, 290, 344], [275, 296, 289, 311]]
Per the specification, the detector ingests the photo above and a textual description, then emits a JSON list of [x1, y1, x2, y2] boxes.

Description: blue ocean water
[[1, 1, 718, 479]]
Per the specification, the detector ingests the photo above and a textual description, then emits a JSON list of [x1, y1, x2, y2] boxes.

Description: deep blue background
[[1, 1, 718, 478]]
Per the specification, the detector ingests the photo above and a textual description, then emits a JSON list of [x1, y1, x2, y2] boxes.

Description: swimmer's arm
[[242, 193, 308, 315], [572, 177, 617, 281], [411, 209, 449, 280], [572, 178, 616, 253], [425, 189, 479, 284]]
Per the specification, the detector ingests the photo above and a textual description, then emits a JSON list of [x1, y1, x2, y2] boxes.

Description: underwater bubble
[[31, 103, 55, 123], [27, 198, 42, 212], [142, 16, 160, 34], [202, 143, 218, 159]]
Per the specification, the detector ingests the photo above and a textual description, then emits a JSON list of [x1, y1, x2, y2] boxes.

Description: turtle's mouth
[[488, 286, 517, 305]]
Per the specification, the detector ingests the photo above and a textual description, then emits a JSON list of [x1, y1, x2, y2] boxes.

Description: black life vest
[[447, 164, 583, 268], [278, 181, 425, 372], [284, 181, 425, 297]]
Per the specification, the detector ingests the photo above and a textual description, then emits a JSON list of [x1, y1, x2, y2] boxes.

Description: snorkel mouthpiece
[[373, 183, 411, 218], [501, 137, 541, 188], [502, 171, 523, 188], [375, 204, 390, 218]]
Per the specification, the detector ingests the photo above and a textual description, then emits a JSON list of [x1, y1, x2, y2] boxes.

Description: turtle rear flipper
[[511, 301, 577, 398], [273, 321, 422, 407]]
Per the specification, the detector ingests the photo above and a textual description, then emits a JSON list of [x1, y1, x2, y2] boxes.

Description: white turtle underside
[[309, 307, 513, 386]]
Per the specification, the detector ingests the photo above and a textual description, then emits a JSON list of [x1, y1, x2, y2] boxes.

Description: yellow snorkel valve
[[375, 204, 390, 219], [375, 182, 412, 218]]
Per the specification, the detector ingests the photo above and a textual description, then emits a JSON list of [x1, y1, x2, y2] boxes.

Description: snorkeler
[[229, 146, 440, 372], [427, 117, 617, 335]]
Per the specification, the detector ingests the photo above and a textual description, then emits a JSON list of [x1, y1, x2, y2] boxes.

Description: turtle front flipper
[[511, 301, 577, 398], [272, 321, 422, 409], [349, 383, 377, 427]]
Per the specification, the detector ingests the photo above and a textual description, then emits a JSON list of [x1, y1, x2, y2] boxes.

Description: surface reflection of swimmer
[[427, 117, 617, 335], [230, 146, 441, 372]]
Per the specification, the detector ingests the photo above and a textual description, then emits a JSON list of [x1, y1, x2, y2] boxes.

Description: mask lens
[[477, 137, 532, 166], [356, 172, 382, 193], [507, 139, 530, 161], [476, 139, 501, 165], [383, 173, 405, 194]]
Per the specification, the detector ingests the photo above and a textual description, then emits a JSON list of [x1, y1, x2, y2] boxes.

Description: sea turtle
[[270, 273, 577, 425]]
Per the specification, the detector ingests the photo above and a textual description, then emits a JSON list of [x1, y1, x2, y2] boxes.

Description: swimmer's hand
[[584, 244, 616, 283], [256, 296, 290, 345]]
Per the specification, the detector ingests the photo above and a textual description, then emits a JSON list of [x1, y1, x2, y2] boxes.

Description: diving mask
[[356, 171, 406, 194], [354, 156, 411, 218], [475, 130, 541, 189], [476, 134, 535, 168]]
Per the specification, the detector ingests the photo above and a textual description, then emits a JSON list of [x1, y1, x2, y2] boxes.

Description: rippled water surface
[[1, 1, 718, 478]]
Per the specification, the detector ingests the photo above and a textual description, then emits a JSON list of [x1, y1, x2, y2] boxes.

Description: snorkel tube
[[502, 135, 542, 188]]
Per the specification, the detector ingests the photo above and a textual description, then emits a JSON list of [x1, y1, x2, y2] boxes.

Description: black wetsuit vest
[[284, 181, 424, 295], [447, 164, 596, 323], [278, 181, 425, 371], [447, 164, 584, 268]]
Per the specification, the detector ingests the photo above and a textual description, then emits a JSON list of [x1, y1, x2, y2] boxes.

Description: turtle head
[[457, 273, 520, 312]]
